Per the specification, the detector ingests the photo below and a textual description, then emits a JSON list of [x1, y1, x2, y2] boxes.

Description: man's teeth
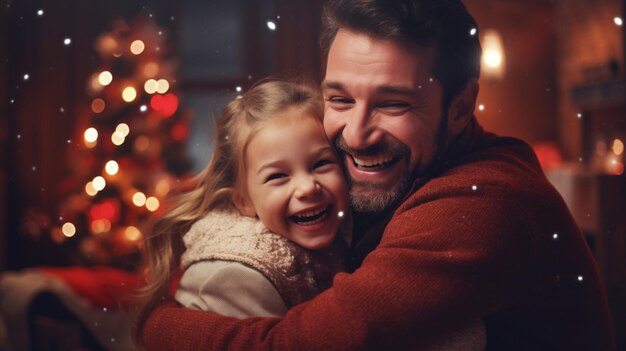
[[352, 155, 395, 168]]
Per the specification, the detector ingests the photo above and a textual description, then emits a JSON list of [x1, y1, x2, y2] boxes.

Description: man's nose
[[342, 104, 381, 150]]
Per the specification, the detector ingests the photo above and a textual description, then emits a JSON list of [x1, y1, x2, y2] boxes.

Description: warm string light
[[105, 160, 119, 175], [130, 40, 145, 55], [132, 192, 147, 207], [92, 176, 106, 191], [125, 226, 142, 241], [91, 219, 112, 234], [62, 222, 76, 237], [111, 131, 125, 146], [85, 182, 98, 196], [116, 123, 130, 137], [144, 79, 170, 94], [84, 127, 98, 142], [146, 197, 160, 212], [613, 139, 624, 155], [98, 71, 113, 86], [122, 86, 137, 102]]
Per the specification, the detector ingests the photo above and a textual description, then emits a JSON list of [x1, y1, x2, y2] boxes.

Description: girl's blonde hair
[[133, 79, 323, 345]]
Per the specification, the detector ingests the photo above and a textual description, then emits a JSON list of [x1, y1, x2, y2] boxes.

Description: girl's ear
[[231, 192, 256, 217]]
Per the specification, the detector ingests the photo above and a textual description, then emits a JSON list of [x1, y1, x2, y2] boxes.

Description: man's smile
[[350, 153, 403, 171]]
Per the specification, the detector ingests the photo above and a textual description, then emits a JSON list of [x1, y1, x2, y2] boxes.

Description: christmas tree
[[42, 17, 192, 271]]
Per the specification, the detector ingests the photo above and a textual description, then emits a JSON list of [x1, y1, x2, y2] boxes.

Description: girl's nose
[[294, 176, 321, 199]]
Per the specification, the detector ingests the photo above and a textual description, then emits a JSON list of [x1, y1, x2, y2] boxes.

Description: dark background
[[1, 0, 625, 348]]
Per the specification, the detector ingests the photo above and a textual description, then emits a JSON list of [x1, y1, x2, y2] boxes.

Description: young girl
[[135, 80, 350, 335]]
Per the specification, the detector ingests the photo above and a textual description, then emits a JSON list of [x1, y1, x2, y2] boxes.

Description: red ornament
[[150, 93, 178, 118], [88, 199, 120, 223]]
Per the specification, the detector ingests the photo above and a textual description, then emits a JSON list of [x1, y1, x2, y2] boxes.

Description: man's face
[[322, 29, 446, 214]]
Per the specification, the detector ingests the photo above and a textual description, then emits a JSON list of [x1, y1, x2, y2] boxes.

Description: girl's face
[[241, 109, 349, 249]]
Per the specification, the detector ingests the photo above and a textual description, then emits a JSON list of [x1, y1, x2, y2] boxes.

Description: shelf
[[571, 79, 626, 109]]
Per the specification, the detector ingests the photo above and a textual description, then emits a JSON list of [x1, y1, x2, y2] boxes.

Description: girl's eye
[[264, 173, 287, 183], [314, 159, 334, 169]]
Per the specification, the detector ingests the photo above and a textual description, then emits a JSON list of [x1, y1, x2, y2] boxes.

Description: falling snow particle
[[63, 38, 72, 46], [10, 99, 15, 104], [235, 86, 242, 92], [32, 166, 36, 171], [267, 21, 277, 30], [577, 275, 584, 282], [111, 338, 116, 343], [66, 139, 71, 144], [478, 104, 485, 111], [579, 157, 583, 162], [615, 17, 623, 26], [103, 307, 108, 312], [23, 74, 30, 80], [37, 9, 44, 16], [158, 31, 163, 36], [140, 105, 147, 112], [470, 28, 477, 36], [60, 107, 65, 112], [553, 233, 558, 240], [429, 77, 434, 82], [17, 134, 21, 139], [471, 185, 477, 191], [577, 113, 582, 119], [170, 16, 175, 21]]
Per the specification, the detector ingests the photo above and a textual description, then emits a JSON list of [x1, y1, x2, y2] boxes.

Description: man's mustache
[[333, 136, 409, 157]]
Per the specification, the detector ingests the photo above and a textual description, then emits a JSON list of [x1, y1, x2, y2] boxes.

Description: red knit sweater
[[143, 119, 615, 350]]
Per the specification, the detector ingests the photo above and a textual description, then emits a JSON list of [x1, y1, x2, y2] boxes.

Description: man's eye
[[326, 96, 354, 105], [264, 173, 287, 183], [379, 101, 410, 109]]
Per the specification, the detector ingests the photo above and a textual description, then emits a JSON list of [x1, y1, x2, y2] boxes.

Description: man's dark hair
[[321, 0, 482, 107]]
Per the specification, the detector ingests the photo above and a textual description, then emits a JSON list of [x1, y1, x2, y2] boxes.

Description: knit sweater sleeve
[[174, 260, 288, 318], [143, 181, 529, 350]]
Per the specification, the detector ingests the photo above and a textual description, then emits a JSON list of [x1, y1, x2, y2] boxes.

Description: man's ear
[[231, 192, 256, 217], [446, 78, 479, 136]]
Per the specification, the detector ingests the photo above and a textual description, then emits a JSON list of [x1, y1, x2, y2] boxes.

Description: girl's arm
[[175, 260, 287, 318]]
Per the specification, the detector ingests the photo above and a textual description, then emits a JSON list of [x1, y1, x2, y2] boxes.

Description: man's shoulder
[[396, 135, 564, 221]]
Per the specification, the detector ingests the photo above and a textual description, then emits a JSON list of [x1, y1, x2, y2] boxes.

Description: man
[[142, 0, 615, 349]]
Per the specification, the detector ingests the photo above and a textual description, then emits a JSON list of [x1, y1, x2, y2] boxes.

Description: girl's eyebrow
[[256, 145, 334, 174]]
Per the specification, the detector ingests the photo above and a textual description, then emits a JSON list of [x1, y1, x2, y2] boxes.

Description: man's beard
[[334, 137, 413, 215], [333, 114, 448, 216]]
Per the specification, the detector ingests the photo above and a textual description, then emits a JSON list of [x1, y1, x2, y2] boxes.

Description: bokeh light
[[98, 71, 113, 86], [62, 222, 76, 237], [130, 40, 145, 55]]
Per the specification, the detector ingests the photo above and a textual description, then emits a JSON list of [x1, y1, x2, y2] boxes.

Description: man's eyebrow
[[321, 81, 345, 92], [322, 81, 418, 97], [377, 85, 418, 97]]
